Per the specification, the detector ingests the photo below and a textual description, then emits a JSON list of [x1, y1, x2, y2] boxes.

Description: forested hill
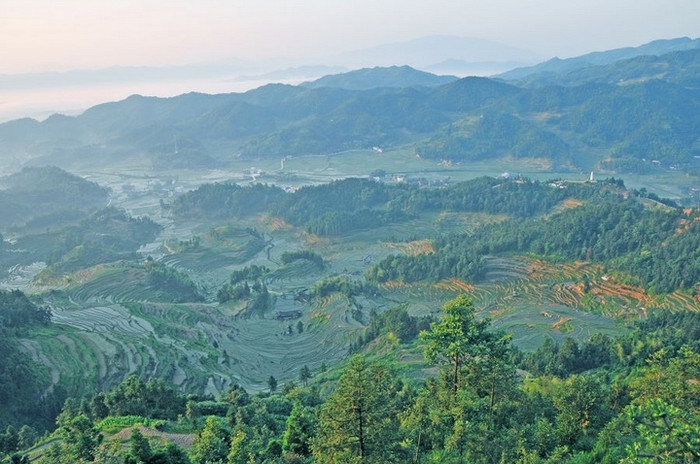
[[1, 39, 699, 174], [300, 65, 459, 90], [501, 48, 700, 88], [171, 176, 615, 232], [0, 166, 109, 231], [367, 197, 700, 293], [496, 36, 700, 84], [171, 176, 700, 294]]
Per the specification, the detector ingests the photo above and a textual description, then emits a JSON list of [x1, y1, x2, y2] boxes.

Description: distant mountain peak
[[496, 36, 700, 84], [326, 35, 543, 70], [300, 65, 458, 90]]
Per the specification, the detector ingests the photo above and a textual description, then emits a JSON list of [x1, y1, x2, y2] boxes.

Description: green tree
[[623, 398, 700, 463], [189, 416, 229, 464], [8, 454, 29, 464], [463, 332, 517, 422], [124, 427, 152, 464], [268, 376, 278, 393], [552, 375, 610, 449], [399, 379, 446, 463], [282, 403, 316, 457], [52, 414, 103, 464], [226, 426, 255, 464], [630, 346, 700, 411], [313, 355, 402, 463], [299, 365, 312, 387], [420, 295, 490, 394]]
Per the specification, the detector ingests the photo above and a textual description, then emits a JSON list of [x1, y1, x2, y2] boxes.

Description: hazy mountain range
[[0, 36, 540, 122], [497, 37, 700, 85], [0, 37, 697, 177]]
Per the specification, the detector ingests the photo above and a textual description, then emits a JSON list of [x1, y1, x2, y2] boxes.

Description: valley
[[2, 153, 696, 400], [0, 36, 698, 463]]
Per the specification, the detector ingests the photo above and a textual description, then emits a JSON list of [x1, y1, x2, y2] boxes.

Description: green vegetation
[[1, 45, 699, 463], [368, 187, 700, 293], [0, 290, 53, 432], [6, 296, 696, 464], [280, 251, 324, 270], [416, 111, 572, 167], [171, 183, 285, 220], [144, 258, 204, 303], [172, 176, 618, 238], [9, 207, 162, 279], [0, 166, 109, 231]]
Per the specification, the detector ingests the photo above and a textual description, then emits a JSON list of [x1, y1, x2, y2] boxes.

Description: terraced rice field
[[379, 255, 643, 350], [12, 179, 698, 401]]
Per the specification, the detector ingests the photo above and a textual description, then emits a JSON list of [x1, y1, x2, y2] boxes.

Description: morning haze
[[1, 0, 698, 121], [1, 1, 699, 463]]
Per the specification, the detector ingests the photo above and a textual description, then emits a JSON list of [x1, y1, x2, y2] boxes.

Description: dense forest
[[171, 176, 621, 236], [0, 166, 109, 231], [3, 296, 696, 463], [0, 291, 59, 433], [170, 176, 700, 294], [368, 195, 700, 293]]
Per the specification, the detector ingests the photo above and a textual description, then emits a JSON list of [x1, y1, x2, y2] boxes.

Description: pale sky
[[1, 0, 699, 74]]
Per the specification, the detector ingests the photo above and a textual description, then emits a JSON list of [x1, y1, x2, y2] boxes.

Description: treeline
[[0, 289, 50, 329], [521, 309, 700, 378], [217, 281, 272, 313], [217, 265, 272, 309], [170, 176, 623, 236], [348, 305, 433, 354], [369, 197, 699, 293], [366, 246, 485, 283], [0, 290, 56, 435], [90, 376, 186, 421], [144, 258, 204, 303], [407, 176, 620, 217], [13, 296, 698, 464], [16, 207, 162, 278], [280, 251, 324, 269], [171, 183, 285, 220], [310, 276, 378, 300]]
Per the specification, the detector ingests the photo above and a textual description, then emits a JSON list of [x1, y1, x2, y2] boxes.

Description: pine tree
[[299, 365, 312, 386], [282, 403, 316, 456], [313, 355, 402, 463], [420, 295, 490, 394], [189, 416, 229, 464]]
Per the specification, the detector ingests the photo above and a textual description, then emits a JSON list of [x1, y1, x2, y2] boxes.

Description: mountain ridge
[[496, 36, 700, 84]]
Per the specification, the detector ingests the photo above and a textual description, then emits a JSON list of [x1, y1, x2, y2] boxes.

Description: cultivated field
[[4, 149, 698, 397]]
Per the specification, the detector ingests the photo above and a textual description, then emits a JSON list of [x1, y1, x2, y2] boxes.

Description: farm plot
[[66, 266, 154, 303], [488, 302, 622, 352], [0, 261, 47, 292], [267, 260, 324, 286], [377, 255, 626, 350], [159, 248, 239, 273]]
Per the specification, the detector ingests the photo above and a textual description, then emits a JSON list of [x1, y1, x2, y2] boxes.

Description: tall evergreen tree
[[313, 355, 403, 463], [420, 295, 490, 394], [299, 365, 312, 387]]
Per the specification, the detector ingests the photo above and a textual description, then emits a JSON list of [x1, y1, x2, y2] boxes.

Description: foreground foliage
[[3, 295, 696, 464]]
